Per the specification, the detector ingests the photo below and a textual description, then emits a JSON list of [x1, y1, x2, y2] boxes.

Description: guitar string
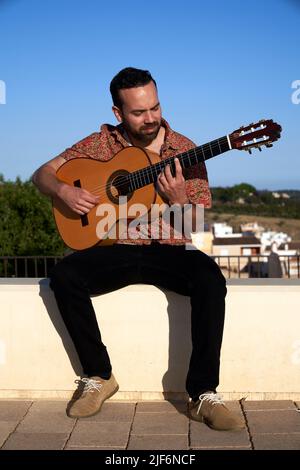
[[82, 138, 228, 197]]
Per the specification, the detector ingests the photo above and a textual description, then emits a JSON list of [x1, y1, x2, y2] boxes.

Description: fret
[[130, 174, 136, 191], [149, 164, 155, 182], [128, 174, 133, 192], [219, 136, 230, 153], [140, 170, 146, 187], [201, 145, 206, 161], [187, 150, 193, 168], [137, 171, 142, 188]]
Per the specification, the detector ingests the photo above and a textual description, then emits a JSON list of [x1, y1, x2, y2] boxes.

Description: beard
[[123, 121, 161, 146]]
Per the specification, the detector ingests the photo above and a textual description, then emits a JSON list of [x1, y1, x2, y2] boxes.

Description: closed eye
[[131, 103, 160, 116]]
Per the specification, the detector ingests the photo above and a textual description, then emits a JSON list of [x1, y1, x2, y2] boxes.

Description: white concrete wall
[[0, 279, 300, 400]]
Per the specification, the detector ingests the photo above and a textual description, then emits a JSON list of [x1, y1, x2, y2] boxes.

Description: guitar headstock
[[229, 119, 282, 154]]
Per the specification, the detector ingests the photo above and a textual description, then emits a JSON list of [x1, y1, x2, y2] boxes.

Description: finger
[[78, 199, 95, 210], [163, 164, 174, 184], [158, 171, 168, 188], [81, 189, 99, 203], [76, 202, 94, 213], [74, 208, 86, 215], [156, 178, 165, 192], [174, 158, 183, 179]]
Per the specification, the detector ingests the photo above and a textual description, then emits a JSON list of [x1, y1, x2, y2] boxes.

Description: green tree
[[0, 176, 65, 256]]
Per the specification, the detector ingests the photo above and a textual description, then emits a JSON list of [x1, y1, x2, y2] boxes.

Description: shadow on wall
[[38, 278, 83, 377], [161, 290, 191, 399], [38, 279, 192, 397]]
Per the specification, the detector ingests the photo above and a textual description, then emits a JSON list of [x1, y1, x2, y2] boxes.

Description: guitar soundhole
[[107, 170, 133, 204]]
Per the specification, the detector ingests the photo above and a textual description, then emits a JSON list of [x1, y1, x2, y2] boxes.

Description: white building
[[213, 223, 235, 237], [260, 231, 292, 252]]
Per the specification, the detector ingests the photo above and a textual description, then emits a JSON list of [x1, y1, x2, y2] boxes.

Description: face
[[112, 81, 162, 145]]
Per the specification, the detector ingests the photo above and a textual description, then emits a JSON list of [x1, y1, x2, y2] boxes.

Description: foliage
[[0, 175, 65, 256], [210, 184, 300, 219]]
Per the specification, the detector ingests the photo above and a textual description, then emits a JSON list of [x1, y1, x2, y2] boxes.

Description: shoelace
[[81, 378, 103, 393], [196, 392, 224, 415]]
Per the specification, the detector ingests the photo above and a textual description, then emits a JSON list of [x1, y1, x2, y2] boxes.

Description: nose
[[144, 111, 155, 124]]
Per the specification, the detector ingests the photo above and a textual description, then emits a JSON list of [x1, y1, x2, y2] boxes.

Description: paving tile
[[2, 432, 69, 450], [131, 412, 188, 435], [0, 401, 32, 421], [16, 401, 74, 434], [246, 410, 300, 434], [0, 421, 18, 448], [136, 401, 187, 413], [82, 402, 135, 422], [128, 434, 188, 450], [67, 421, 131, 447], [66, 446, 126, 450], [242, 400, 296, 411], [252, 433, 300, 450], [190, 420, 250, 449], [192, 446, 251, 450], [27, 401, 69, 413]]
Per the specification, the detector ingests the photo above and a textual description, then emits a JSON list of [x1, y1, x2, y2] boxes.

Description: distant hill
[[268, 190, 300, 201], [210, 184, 300, 219]]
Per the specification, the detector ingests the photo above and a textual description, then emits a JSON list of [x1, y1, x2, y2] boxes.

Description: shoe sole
[[68, 384, 119, 419]]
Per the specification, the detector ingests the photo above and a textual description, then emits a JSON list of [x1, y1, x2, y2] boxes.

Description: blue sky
[[0, 0, 299, 189]]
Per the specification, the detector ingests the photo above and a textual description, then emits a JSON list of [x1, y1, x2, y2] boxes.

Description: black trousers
[[49, 243, 227, 399]]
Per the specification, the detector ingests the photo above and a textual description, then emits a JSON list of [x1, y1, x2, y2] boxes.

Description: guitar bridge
[[73, 179, 89, 227]]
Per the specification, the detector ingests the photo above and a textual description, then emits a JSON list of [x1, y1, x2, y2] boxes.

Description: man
[[32, 67, 244, 431]]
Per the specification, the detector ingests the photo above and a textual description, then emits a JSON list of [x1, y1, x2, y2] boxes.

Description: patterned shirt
[[56, 118, 212, 245]]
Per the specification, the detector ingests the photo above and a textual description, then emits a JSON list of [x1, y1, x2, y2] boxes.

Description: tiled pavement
[[0, 399, 299, 450]]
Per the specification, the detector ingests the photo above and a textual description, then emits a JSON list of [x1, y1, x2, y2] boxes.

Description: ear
[[112, 105, 123, 123]]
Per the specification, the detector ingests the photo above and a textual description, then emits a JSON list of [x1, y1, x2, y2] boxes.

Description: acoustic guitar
[[52, 119, 282, 250]]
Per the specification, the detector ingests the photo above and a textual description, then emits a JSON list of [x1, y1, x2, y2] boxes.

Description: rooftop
[[213, 236, 261, 246]]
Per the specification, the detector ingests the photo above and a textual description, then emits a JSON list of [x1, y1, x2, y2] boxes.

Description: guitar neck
[[129, 135, 231, 192]]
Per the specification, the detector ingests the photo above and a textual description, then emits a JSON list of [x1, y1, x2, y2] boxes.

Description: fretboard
[[128, 135, 230, 192]]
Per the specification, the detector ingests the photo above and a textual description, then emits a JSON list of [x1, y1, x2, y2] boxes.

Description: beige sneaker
[[67, 374, 119, 418], [188, 392, 245, 431]]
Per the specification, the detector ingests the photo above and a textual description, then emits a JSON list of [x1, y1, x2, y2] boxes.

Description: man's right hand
[[57, 183, 99, 215]]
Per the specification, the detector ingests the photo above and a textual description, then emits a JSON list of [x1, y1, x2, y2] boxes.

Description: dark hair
[[110, 67, 157, 109]]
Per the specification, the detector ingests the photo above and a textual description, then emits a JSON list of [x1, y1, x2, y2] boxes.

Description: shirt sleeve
[[184, 162, 212, 209], [166, 128, 212, 209], [56, 133, 100, 161], [176, 137, 212, 209]]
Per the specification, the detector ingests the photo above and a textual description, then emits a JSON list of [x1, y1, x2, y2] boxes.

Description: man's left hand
[[157, 158, 189, 206]]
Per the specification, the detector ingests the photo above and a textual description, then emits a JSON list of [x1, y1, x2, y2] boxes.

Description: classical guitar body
[[52, 147, 164, 250]]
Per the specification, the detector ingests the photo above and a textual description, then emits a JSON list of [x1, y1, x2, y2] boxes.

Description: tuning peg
[[248, 148, 252, 155], [258, 146, 262, 152]]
